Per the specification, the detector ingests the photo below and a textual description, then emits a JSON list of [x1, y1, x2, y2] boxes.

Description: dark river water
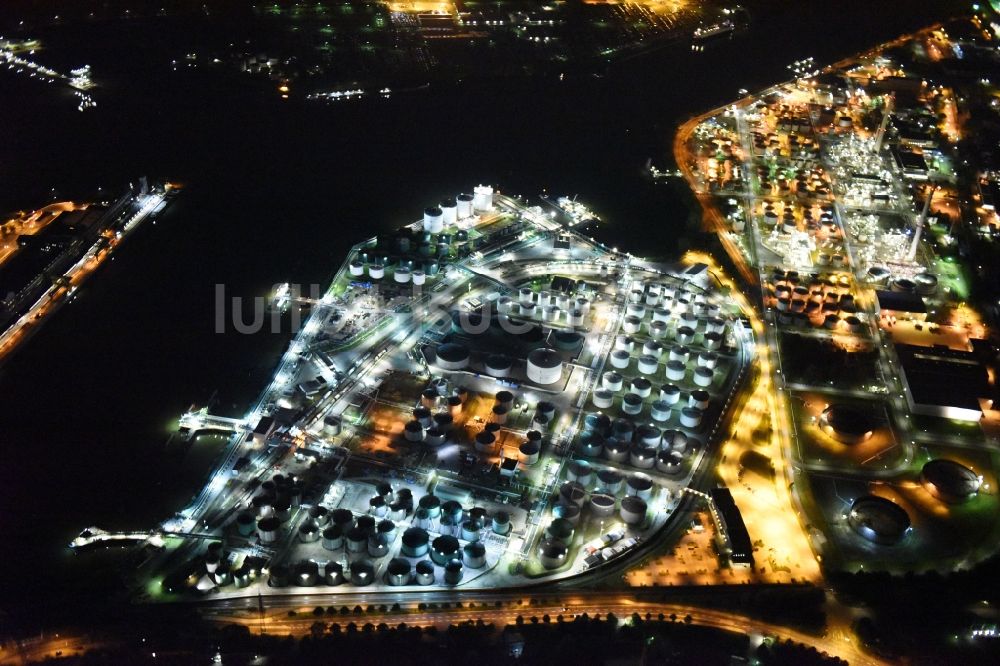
[[0, 0, 961, 623]]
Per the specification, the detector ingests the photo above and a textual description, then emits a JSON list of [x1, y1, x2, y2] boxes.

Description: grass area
[[778, 331, 881, 391], [788, 392, 904, 470]]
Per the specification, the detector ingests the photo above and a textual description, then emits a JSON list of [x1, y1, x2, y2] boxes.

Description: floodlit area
[[676, 23, 1000, 575], [98, 187, 758, 599]]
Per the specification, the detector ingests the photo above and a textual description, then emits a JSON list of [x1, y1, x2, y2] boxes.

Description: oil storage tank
[[386, 558, 412, 586], [463, 542, 487, 569], [620, 496, 647, 526], [526, 348, 563, 385], [322, 525, 344, 551], [538, 539, 569, 570], [431, 535, 461, 565], [492, 511, 512, 535], [415, 560, 435, 585], [626, 473, 654, 499]]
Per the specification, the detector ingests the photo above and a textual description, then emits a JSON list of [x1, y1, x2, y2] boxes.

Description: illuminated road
[[0, 192, 167, 364], [198, 590, 883, 666]]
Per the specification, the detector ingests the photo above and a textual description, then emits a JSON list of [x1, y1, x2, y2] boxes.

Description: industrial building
[[708, 487, 753, 567], [895, 343, 989, 422]]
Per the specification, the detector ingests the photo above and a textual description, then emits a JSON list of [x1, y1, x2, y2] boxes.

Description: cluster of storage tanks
[[597, 354, 719, 419], [348, 251, 435, 284], [536, 461, 660, 570], [237, 473, 307, 544], [767, 269, 863, 330], [421, 185, 493, 232], [402, 384, 472, 445], [614, 282, 726, 350], [760, 200, 836, 236], [431, 340, 565, 387], [499, 287, 592, 330], [278, 481, 514, 587], [864, 266, 937, 296], [576, 412, 694, 476]]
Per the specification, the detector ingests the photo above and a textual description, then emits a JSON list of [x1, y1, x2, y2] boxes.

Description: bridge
[[69, 526, 219, 551], [179, 410, 247, 434]]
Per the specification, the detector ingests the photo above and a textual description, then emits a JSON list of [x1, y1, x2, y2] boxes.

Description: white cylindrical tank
[[676, 326, 695, 344], [665, 361, 686, 381], [661, 384, 681, 404], [435, 343, 469, 371], [614, 335, 633, 352], [558, 482, 587, 507], [544, 305, 561, 323], [680, 407, 703, 428], [622, 393, 643, 415], [473, 184, 494, 212], [485, 354, 513, 378], [693, 366, 714, 387], [474, 431, 496, 453], [705, 317, 726, 335], [610, 350, 630, 369], [322, 525, 344, 551], [642, 340, 663, 358], [630, 444, 657, 469], [440, 198, 458, 226], [323, 413, 343, 436], [526, 348, 563, 385], [703, 332, 723, 350], [457, 193, 474, 218], [649, 320, 668, 339], [653, 307, 671, 323], [657, 450, 684, 475], [404, 420, 424, 443], [519, 287, 534, 304], [539, 540, 569, 570], [669, 345, 691, 363], [626, 473, 654, 500], [623, 315, 642, 334], [626, 303, 646, 318], [604, 439, 630, 463], [637, 355, 659, 375], [596, 468, 624, 495], [368, 263, 385, 280], [567, 308, 585, 327], [386, 558, 412, 586], [602, 371, 624, 392], [463, 541, 487, 569], [650, 400, 672, 422], [425, 428, 446, 447], [349, 260, 364, 276], [566, 459, 593, 486], [414, 560, 435, 585], [394, 266, 411, 283], [620, 496, 647, 525], [578, 431, 604, 457], [592, 389, 614, 409], [636, 424, 661, 447], [630, 378, 652, 398], [423, 206, 444, 233], [412, 270, 426, 285], [689, 389, 710, 410], [697, 352, 718, 369], [519, 440, 541, 465], [589, 493, 616, 518]]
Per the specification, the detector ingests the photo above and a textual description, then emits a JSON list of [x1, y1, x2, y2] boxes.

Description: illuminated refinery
[[98, 187, 754, 597], [5, 2, 1000, 664]]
